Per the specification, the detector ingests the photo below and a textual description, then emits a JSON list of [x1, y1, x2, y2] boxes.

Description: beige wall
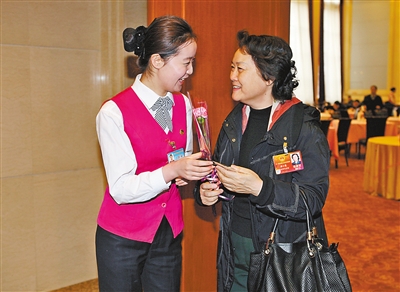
[[344, 0, 400, 103], [1, 1, 146, 291]]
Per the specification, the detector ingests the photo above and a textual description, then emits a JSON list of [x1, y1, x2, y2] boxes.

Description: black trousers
[[96, 217, 182, 292]]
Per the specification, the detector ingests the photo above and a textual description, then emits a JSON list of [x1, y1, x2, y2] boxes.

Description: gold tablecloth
[[363, 136, 400, 200], [387, 116, 400, 128]]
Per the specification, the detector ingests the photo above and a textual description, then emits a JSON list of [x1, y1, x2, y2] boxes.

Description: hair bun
[[123, 28, 135, 52], [123, 26, 147, 55]]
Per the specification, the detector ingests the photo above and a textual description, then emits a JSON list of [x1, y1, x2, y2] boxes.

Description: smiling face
[[150, 41, 197, 96], [230, 49, 273, 109]]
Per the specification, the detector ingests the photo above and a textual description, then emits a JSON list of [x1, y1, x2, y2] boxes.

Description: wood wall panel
[[148, 1, 290, 291]]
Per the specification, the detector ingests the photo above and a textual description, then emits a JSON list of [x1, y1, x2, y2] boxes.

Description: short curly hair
[[237, 30, 299, 101]]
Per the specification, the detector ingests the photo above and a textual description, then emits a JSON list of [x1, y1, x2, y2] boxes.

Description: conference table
[[363, 136, 400, 200], [387, 116, 400, 128], [320, 112, 332, 121], [327, 118, 399, 160]]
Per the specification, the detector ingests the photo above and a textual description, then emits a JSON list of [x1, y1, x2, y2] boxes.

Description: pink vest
[[97, 88, 187, 243]]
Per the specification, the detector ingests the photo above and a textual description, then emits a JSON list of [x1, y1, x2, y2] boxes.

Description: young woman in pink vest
[[95, 15, 214, 291]]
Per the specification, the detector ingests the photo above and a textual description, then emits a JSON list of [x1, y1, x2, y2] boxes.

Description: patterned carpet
[[54, 155, 400, 292], [323, 155, 400, 292]]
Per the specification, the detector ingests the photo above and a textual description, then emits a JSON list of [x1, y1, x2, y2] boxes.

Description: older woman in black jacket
[[194, 31, 330, 292]]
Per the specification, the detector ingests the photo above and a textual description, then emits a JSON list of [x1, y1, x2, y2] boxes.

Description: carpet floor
[[53, 155, 400, 292], [323, 154, 400, 292]]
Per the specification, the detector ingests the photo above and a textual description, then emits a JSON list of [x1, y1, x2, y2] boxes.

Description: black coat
[[363, 94, 383, 113], [194, 100, 331, 292]]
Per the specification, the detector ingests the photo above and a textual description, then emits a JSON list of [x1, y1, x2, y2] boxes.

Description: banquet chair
[[319, 120, 331, 137], [357, 117, 388, 159], [340, 109, 350, 118], [335, 118, 352, 168]]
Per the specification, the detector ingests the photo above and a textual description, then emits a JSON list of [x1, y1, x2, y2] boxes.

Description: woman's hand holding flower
[[162, 152, 213, 183]]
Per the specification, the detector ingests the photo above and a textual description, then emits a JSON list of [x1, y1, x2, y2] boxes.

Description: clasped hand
[[200, 163, 263, 205]]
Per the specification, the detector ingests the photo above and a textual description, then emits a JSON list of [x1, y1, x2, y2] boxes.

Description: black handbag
[[248, 192, 352, 292]]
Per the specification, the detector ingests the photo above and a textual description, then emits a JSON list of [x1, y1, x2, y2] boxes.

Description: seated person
[[351, 99, 361, 110], [347, 99, 361, 119], [348, 99, 361, 119], [344, 95, 354, 109], [318, 101, 332, 113], [384, 87, 397, 116], [331, 101, 346, 119]]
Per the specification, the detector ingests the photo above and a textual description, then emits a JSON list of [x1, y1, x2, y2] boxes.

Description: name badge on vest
[[273, 150, 304, 175], [168, 148, 185, 163]]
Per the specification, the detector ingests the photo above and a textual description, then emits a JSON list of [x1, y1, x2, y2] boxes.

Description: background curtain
[[323, 0, 342, 104], [290, 0, 314, 105]]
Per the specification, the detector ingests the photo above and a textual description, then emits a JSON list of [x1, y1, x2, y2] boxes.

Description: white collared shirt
[[96, 74, 193, 204]]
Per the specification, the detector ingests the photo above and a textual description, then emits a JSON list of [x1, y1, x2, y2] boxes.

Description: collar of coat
[[241, 97, 302, 133]]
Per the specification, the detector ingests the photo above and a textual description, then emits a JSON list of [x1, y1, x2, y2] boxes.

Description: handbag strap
[[266, 191, 316, 250]]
